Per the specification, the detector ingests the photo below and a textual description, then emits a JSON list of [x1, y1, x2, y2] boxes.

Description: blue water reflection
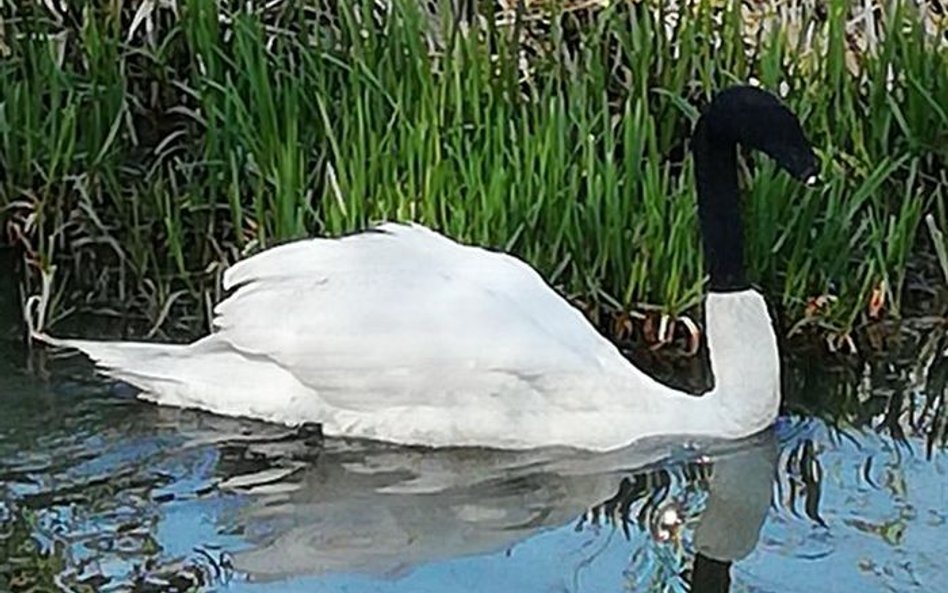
[[1, 342, 946, 592]]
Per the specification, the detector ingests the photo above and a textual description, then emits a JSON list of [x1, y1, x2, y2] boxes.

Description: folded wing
[[210, 223, 642, 412]]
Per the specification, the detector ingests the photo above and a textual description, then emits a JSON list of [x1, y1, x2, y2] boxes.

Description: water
[[1, 328, 947, 592]]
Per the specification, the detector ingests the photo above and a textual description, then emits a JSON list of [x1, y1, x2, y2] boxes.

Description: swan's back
[[211, 223, 650, 411]]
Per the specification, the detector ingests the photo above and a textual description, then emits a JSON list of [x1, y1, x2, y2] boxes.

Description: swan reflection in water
[[209, 424, 778, 592]]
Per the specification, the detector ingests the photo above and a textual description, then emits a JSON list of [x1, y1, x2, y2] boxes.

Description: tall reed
[[0, 0, 945, 344]]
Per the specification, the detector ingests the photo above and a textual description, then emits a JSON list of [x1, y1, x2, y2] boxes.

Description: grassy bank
[[1, 0, 946, 347]]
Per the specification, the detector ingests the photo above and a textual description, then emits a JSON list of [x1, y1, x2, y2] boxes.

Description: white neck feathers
[[703, 289, 781, 438]]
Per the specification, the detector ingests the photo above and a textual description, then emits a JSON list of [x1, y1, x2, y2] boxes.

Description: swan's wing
[[211, 223, 635, 411]]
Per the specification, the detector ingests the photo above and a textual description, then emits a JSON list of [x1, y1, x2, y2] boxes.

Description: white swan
[[33, 86, 819, 452]]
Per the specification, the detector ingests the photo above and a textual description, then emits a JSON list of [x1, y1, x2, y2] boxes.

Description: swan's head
[[705, 86, 820, 187]]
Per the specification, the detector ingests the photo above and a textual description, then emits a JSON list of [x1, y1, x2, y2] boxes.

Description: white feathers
[[36, 222, 781, 451]]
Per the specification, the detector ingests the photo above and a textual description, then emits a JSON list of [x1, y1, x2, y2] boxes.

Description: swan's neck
[[683, 109, 781, 438], [692, 116, 748, 292], [704, 290, 781, 437]]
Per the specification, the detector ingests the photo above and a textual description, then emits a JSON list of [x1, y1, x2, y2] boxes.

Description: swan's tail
[[32, 331, 192, 395], [24, 287, 191, 395], [30, 331, 319, 426]]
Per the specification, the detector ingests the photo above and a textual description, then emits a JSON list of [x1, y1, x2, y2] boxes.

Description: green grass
[[0, 0, 946, 343]]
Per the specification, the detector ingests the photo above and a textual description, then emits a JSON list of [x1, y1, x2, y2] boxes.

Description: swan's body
[[40, 222, 779, 451], [34, 86, 818, 452]]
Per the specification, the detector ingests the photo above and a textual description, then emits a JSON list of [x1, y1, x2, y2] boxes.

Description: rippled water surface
[[1, 328, 947, 592]]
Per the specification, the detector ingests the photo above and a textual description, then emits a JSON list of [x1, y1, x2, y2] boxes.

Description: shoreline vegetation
[[1, 0, 946, 352]]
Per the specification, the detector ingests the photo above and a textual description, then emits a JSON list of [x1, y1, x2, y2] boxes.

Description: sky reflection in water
[[1, 337, 946, 592]]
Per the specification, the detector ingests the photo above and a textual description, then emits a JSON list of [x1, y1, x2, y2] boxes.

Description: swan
[[32, 85, 819, 452]]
